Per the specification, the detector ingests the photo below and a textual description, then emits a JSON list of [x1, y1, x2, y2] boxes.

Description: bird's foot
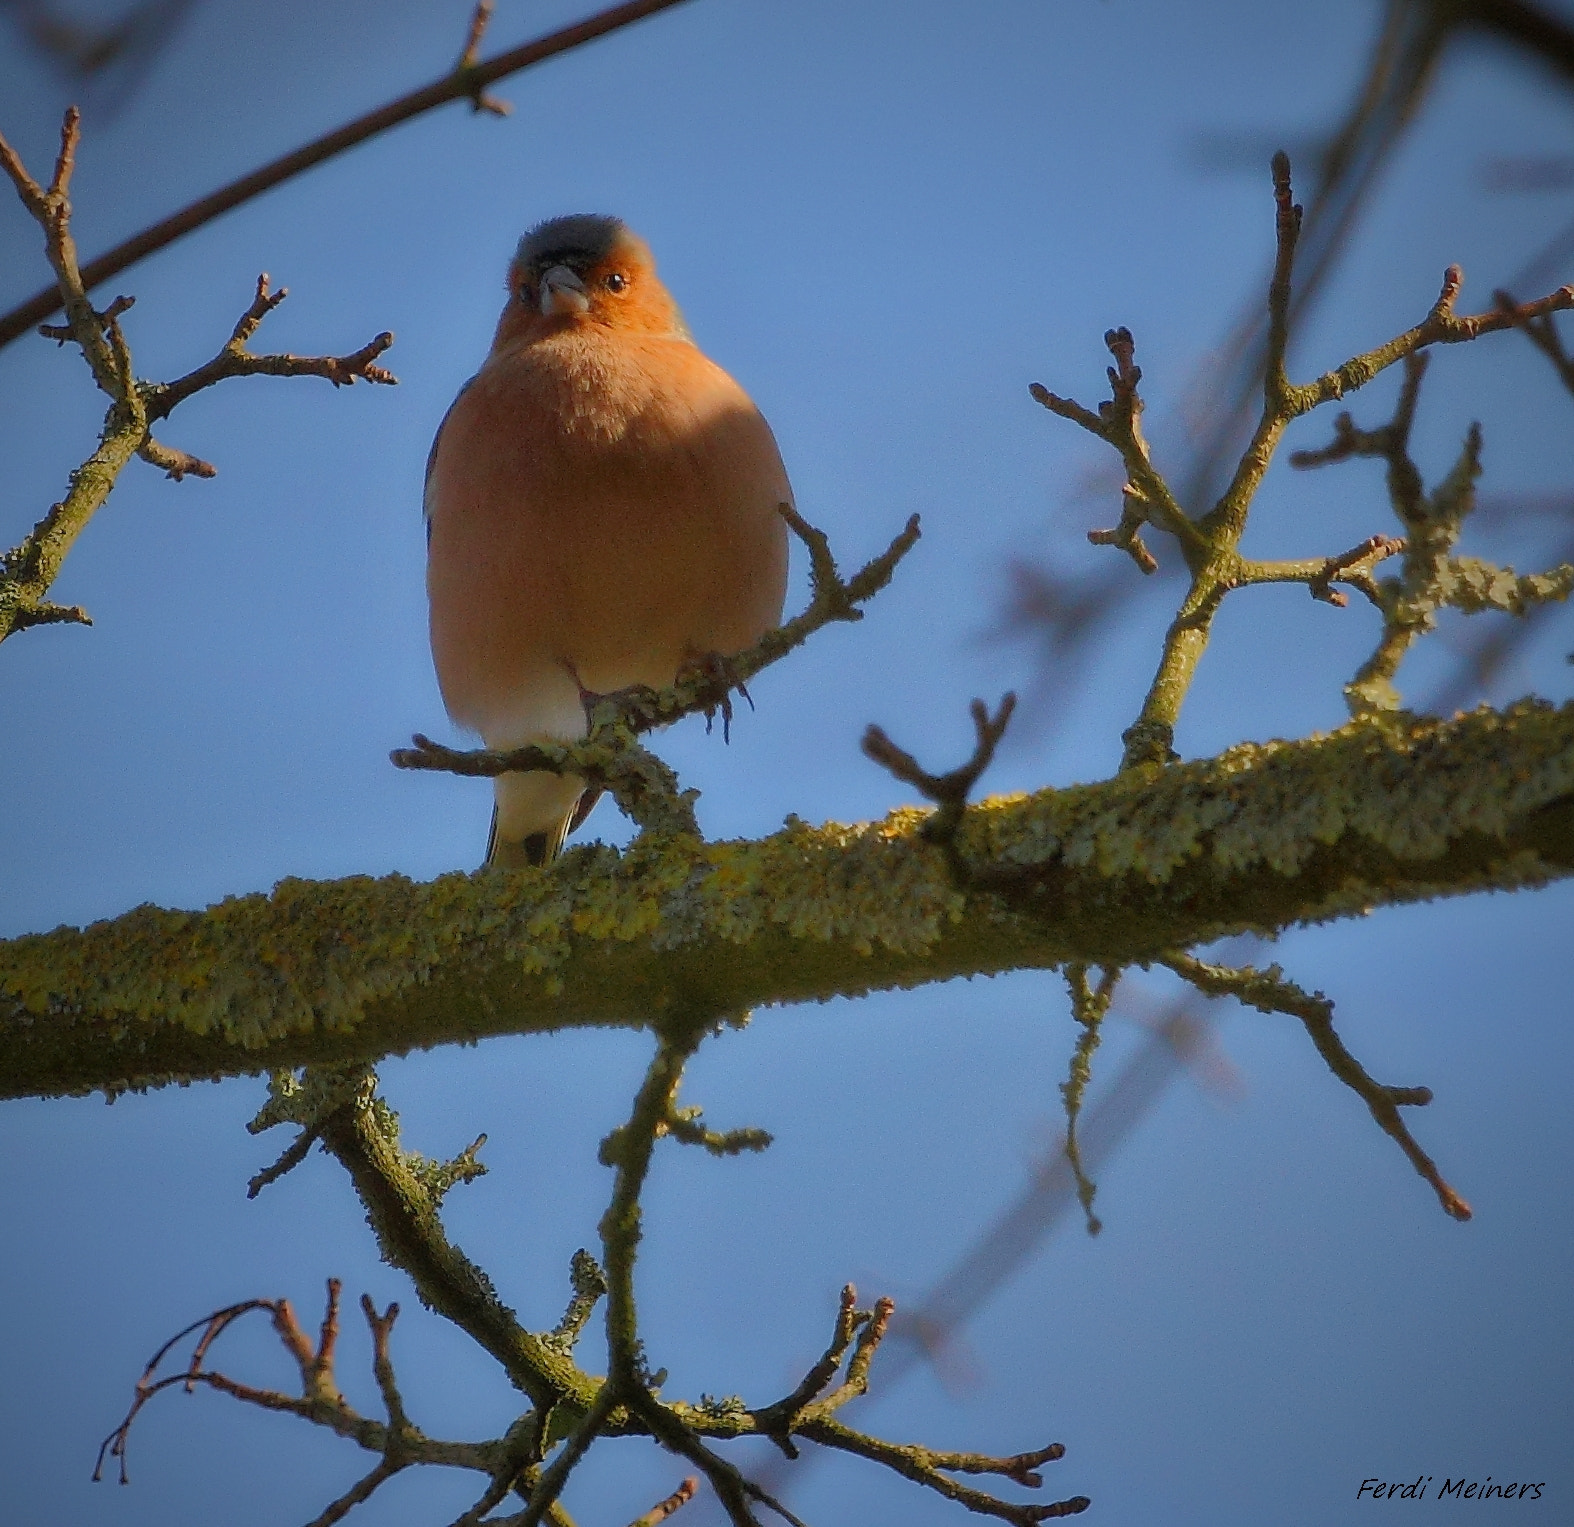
[[676, 649, 754, 742], [572, 652, 753, 740], [576, 675, 666, 733]]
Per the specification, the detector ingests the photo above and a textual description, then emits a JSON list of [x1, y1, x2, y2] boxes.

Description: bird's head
[[498, 215, 691, 346]]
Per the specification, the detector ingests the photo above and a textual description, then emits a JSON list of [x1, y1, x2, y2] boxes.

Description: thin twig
[[626, 1477, 699, 1527], [0, 120, 396, 646], [300, 1456, 406, 1527], [1159, 952, 1469, 1220], [455, 0, 512, 115], [751, 1283, 866, 1452], [517, 1382, 622, 1527], [1060, 964, 1121, 1235], [797, 1416, 1088, 1524], [861, 693, 1016, 855]]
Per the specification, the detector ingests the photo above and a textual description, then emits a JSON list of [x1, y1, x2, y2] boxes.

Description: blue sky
[[1, 2, 1571, 1524]]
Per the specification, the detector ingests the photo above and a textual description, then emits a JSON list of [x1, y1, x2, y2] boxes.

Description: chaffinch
[[425, 215, 792, 866]]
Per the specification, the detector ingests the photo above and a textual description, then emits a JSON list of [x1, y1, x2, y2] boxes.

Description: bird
[[424, 215, 792, 868]]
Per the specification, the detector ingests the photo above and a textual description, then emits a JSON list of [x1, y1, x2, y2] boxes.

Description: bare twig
[[662, 1103, 773, 1156], [93, 1280, 493, 1496], [1159, 952, 1468, 1220], [626, 1477, 699, 1527], [1234, 532, 1407, 608], [301, 1456, 406, 1527], [814, 1295, 895, 1414], [750, 1284, 866, 1452], [1031, 325, 1206, 569], [147, 275, 396, 421], [455, 0, 512, 115], [862, 693, 1016, 854], [797, 1416, 1089, 1524]]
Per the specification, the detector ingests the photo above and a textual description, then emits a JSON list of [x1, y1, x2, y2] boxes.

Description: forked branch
[[0, 113, 395, 646]]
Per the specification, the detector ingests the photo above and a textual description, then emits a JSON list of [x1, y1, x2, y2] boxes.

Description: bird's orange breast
[[426, 327, 790, 739]]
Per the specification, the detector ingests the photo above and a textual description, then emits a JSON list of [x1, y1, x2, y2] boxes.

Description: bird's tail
[[484, 787, 604, 868]]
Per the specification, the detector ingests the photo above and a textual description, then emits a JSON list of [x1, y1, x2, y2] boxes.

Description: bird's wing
[[423, 375, 477, 543]]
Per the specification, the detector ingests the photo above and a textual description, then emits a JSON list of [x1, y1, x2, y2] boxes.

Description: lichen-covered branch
[[1059, 964, 1122, 1235], [307, 1077, 598, 1415], [1291, 352, 1573, 715], [1029, 154, 1574, 769], [4, 700, 1573, 1102]]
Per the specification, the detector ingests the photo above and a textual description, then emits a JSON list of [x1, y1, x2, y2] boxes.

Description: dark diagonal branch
[[0, 0, 695, 351], [1495, 286, 1574, 396]]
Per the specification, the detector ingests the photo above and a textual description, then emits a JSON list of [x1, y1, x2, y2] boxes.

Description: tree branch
[[1158, 952, 1467, 1219], [5, 701, 1573, 1102], [0, 119, 395, 646], [0, 0, 696, 352]]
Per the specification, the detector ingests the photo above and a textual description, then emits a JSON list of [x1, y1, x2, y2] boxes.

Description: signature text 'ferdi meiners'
[[1357, 1477, 1546, 1501]]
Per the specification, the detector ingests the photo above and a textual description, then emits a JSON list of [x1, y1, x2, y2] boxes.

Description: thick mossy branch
[[5, 702, 1574, 1101]]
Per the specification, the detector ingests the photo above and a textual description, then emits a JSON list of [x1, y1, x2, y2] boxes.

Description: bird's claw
[[677, 650, 753, 742]]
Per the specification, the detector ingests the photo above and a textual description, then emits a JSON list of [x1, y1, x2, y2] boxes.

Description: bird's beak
[[539, 264, 590, 317]]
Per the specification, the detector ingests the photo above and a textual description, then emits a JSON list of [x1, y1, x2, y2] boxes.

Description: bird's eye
[[604, 272, 628, 293]]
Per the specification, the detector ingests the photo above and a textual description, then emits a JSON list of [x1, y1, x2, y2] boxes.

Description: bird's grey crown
[[514, 214, 626, 274]]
